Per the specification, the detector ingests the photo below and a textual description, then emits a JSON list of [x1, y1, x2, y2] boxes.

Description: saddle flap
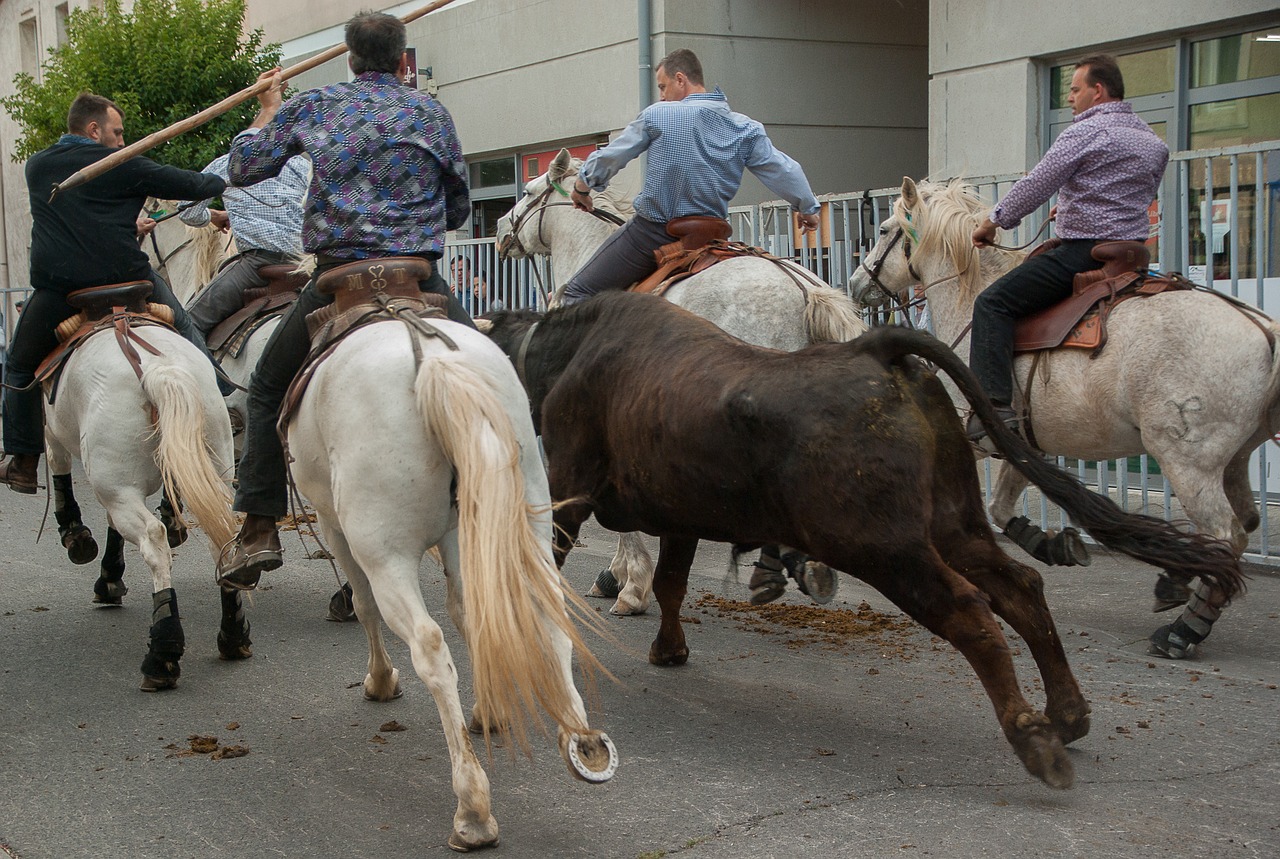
[[1014, 277, 1127, 353], [67, 281, 153, 319], [665, 216, 732, 250]]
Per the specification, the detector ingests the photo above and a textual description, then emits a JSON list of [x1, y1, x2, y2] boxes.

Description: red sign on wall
[[522, 143, 601, 180]]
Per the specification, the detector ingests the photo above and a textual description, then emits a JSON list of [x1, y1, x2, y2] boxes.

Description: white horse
[[285, 310, 617, 850], [496, 148, 867, 615], [849, 177, 1280, 657], [44, 313, 242, 690]]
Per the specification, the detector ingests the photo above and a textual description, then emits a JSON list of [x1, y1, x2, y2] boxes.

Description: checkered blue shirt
[[579, 88, 819, 222], [180, 153, 307, 257]]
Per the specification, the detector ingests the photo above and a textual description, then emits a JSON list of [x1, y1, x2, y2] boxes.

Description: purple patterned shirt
[[991, 102, 1168, 241], [228, 71, 470, 261]]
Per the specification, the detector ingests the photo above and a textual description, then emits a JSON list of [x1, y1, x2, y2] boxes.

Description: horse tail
[[856, 326, 1247, 601], [141, 361, 236, 552], [800, 278, 869, 343], [416, 350, 604, 751]]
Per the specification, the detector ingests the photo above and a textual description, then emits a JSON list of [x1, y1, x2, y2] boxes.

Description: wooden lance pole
[[48, 0, 460, 201]]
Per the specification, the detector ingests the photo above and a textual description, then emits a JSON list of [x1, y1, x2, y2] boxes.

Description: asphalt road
[[1, 480, 1277, 859]]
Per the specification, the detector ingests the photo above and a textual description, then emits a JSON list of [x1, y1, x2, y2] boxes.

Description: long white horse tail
[[141, 362, 236, 553], [797, 273, 869, 344], [417, 351, 601, 751]]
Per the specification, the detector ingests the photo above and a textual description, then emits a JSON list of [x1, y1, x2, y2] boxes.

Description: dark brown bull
[[484, 292, 1244, 790]]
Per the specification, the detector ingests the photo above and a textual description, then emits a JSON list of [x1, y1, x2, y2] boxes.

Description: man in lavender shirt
[[966, 54, 1168, 444]]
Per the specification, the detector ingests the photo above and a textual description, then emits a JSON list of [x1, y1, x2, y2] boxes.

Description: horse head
[[497, 149, 585, 261], [848, 178, 921, 308]]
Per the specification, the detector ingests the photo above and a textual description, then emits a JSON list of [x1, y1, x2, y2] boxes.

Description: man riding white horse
[[214, 11, 474, 590], [564, 47, 834, 604], [966, 53, 1168, 445], [0, 93, 226, 493], [178, 149, 309, 337]]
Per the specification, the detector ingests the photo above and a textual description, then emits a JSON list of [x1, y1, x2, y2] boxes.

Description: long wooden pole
[[49, 0, 460, 201]]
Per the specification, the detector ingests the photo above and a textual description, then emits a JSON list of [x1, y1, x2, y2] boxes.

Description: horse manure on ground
[[163, 734, 250, 759], [694, 594, 920, 656]]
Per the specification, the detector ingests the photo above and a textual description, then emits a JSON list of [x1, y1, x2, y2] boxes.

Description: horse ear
[[549, 149, 573, 182], [901, 177, 919, 207]]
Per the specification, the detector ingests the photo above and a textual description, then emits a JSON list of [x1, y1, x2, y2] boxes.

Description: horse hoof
[[1148, 623, 1195, 659], [140, 675, 178, 693], [447, 820, 499, 853], [1012, 713, 1073, 789], [63, 527, 99, 565], [609, 597, 646, 616], [1051, 709, 1092, 746], [588, 569, 621, 599], [800, 562, 838, 605], [566, 731, 618, 784], [1049, 527, 1091, 567], [327, 584, 357, 622], [217, 627, 253, 661], [1152, 573, 1192, 613], [363, 670, 403, 702], [92, 577, 128, 605], [648, 642, 689, 666]]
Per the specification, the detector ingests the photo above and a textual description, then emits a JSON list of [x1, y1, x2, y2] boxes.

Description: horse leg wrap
[[140, 588, 185, 688], [53, 474, 99, 565], [749, 550, 787, 605], [1149, 582, 1220, 659], [92, 528, 127, 603], [1003, 516, 1090, 567], [1152, 572, 1193, 612], [217, 586, 253, 660]]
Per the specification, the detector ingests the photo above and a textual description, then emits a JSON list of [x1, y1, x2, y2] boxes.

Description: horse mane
[[190, 224, 234, 287], [560, 157, 635, 219], [894, 179, 1022, 302]]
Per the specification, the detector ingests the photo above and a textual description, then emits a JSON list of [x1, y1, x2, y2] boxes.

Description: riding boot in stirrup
[[216, 514, 282, 590], [0, 453, 39, 495]]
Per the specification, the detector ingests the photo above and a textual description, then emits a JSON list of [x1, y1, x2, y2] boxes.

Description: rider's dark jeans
[[969, 239, 1103, 405], [233, 259, 474, 519], [189, 248, 293, 337], [2, 269, 209, 457], [560, 215, 670, 306]]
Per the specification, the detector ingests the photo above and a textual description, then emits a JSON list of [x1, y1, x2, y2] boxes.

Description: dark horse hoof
[[1152, 572, 1192, 613], [140, 674, 179, 692], [217, 623, 253, 660], [92, 576, 128, 605], [327, 583, 357, 622], [588, 569, 621, 599], [648, 640, 689, 666], [62, 525, 99, 565]]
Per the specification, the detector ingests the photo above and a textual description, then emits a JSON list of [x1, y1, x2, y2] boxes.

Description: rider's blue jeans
[[560, 215, 670, 306]]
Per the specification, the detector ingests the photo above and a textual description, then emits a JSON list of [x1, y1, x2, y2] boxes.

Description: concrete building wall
[[928, 0, 1280, 177]]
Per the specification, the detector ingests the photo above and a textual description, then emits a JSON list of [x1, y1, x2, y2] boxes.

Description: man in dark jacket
[[0, 92, 226, 493]]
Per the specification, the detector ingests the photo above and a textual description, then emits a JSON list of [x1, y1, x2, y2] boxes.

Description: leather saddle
[[279, 256, 454, 437], [208, 264, 308, 358], [1012, 240, 1188, 354], [632, 216, 736, 296], [38, 280, 175, 403]]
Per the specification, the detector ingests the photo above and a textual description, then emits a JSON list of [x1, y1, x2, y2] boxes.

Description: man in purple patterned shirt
[[966, 54, 1168, 444], [215, 11, 474, 589]]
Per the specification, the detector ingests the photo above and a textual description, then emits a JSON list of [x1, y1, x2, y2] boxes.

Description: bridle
[[501, 177, 626, 260]]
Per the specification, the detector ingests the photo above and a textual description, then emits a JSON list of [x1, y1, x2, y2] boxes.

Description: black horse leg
[[53, 473, 99, 565], [157, 488, 189, 548], [216, 585, 253, 660], [140, 587, 184, 692], [1150, 580, 1225, 659], [649, 537, 699, 666], [1002, 515, 1091, 567], [92, 527, 128, 605]]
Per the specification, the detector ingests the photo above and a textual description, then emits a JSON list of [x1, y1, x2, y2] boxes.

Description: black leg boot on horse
[[140, 588, 185, 692], [93, 527, 128, 605], [53, 472, 99, 565]]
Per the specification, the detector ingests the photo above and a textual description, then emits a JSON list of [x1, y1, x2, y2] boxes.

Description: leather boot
[[216, 513, 282, 590], [0, 453, 39, 494]]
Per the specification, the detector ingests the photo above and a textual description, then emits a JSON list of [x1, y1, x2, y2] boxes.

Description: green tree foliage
[[2, 0, 282, 170]]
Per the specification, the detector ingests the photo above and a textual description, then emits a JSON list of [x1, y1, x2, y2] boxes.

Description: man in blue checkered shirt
[[563, 48, 820, 305], [179, 152, 309, 337]]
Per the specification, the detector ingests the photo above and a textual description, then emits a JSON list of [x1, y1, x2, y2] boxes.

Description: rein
[[503, 180, 626, 260]]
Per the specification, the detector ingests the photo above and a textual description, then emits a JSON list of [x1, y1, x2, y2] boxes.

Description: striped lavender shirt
[[991, 102, 1168, 241]]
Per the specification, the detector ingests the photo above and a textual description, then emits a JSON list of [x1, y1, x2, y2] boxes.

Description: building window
[[1050, 46, 1174, 110], [20, 17, 40, 79], [55, 4, 70, 46], [471, 158, 516, 190]]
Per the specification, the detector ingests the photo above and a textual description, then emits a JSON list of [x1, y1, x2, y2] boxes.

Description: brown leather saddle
[[631, 216, 811, 298], [1012, 240, 1189, 355], [208, 264, 308, 359], [278, 256, 455, 437], [36, 281, 176, 403]]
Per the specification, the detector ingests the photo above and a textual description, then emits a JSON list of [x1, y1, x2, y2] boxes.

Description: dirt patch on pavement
[[694, 594, 923, 657]]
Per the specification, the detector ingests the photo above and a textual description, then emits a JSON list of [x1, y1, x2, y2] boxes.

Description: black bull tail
[[859, 327, 1246, 601]]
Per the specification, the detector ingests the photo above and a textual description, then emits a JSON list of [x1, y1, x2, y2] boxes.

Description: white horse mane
[[895, 179, 1022, 302]]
